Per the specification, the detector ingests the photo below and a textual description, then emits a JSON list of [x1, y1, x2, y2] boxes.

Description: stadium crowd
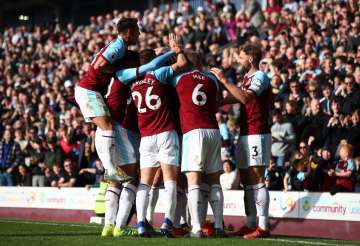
[[0, 0, 359, 194]]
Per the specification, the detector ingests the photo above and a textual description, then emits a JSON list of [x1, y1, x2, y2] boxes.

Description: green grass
[[0, 219, 358, 246]]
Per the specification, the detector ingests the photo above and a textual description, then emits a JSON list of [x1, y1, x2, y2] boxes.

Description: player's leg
[[136, 167, 157, 237], [241, 134, 271, 239], [159, 163, 178, 235], [146, 168, 162, 225], [232, 135, 257, 236], [199, 181, 209, 226], [102, 181, 121, 237], [181, 129, 204, 237], [157, 130, 180, 236], [74, 86, 131, 182], [203, 129, 225, 237], [173, 173, 188, 236], [135, 134, 159, 237], [114, 164, 138, 236]]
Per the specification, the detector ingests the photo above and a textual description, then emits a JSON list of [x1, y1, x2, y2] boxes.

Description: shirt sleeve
[[115, 68, 136, 84], [115, 51, 175, 84], [102, 38, 126, 64], [248, 71, 270, 96], [152, 66, 174, 84]]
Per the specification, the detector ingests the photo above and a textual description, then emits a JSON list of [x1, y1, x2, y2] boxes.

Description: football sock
[[187, 185, 202, 232], [116, 183, 137, 228], [163, 180, 177, 227], [174, 187, 187, 228], [199, 183, 209, 225], [254, 183, 270, 230], [209, 184, 224, 229], [104, 186, 120, 226], [244, 185, 257, 228], [95, 128, 116, 175], [136, 183, 151, 223], [146, 186, 159, 224]]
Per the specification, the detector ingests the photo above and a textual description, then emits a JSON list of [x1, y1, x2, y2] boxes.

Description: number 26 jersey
[[130, 66, 175, 137]]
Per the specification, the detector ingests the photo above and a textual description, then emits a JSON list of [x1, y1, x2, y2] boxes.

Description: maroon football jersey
[[131, 73, 175, 137], [77, 38, 127, 96], [105, 78, 130, 124], [239, 71, 271, 136], [174, 70, 219, 133]]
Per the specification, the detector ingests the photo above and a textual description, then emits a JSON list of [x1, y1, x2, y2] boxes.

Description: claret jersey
[[239, 70, 271, 136], [171, 70, 219, 133], [130, 66, 175, 137], [78, 37, 127, 95]]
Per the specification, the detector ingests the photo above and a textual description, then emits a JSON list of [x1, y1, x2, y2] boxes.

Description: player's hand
[[169, 33, 181, 53], [210, 67, 227, 84]]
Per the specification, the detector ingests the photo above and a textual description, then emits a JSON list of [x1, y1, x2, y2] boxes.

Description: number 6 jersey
[[130, 66, 175, 137], [170, 69, 220, 133]]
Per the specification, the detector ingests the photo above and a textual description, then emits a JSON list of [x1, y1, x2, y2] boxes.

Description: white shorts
[[139, 130, 180, 169], [75, 86, 110, 122], [113, 122, 140, 166], [236, 134, 271, 169], [181, 129, 222, 174]]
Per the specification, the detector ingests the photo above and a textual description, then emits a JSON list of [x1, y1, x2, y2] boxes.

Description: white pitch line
[[263, 238, 357, 246], [0, 219, 102, 228]]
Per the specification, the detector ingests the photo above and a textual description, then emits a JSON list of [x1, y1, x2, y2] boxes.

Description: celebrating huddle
[[75, 18, 271, 239]]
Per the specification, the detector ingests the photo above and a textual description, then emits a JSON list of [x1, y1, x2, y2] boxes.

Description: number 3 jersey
[[171, 70, 219, 134], [130, 66, 175, 137]]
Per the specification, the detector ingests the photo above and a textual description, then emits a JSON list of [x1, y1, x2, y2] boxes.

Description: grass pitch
[[0, 219, 358, 246]]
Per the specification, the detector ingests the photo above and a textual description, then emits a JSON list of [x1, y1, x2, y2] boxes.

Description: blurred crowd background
[[0, 0, 359, 194]]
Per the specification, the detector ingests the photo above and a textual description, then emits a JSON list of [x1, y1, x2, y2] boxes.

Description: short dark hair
[[185, 50, 203, 68], [117, 18, 138, 34], [240, 42, 263, 66]]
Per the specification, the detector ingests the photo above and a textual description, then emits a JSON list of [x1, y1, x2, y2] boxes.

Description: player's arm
[[210, 68, 255, 104], [169, 33, 188, 75], [93, 39, 126, 73], [115, 51, 175, 83]]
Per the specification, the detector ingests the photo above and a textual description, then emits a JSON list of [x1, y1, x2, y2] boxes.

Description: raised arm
[[115, 51, 175, 83], [168, 33, 188, 75]]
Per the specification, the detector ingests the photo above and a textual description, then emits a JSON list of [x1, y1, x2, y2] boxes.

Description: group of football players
[[75, 18, 272, 239]]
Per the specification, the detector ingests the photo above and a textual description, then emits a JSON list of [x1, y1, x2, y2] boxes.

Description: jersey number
[[251, 146, 259, 159], [132, 86, 161, 113], [192, 84, 207, 106]]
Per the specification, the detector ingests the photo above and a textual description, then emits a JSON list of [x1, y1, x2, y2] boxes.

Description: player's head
[[238, 42, 263, 72], [139, 49, 156, 65], [117, 18, 140, 45], [185, 50, 203, 69]]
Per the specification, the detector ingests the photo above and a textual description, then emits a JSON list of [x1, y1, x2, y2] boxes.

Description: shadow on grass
[[0, 232, 99, 237]]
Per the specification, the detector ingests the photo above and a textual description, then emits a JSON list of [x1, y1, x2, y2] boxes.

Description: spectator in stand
[[284, 157, 311, 192], [265, 158, 284, 191], [301, 98, 329, 151], [220, 159, 239, 190], [345, 109, 360, 157], [320, 83, 334, 115], [58, 159, 77, 187], [329, 144, 356, 195], [0, 129, 22, 186], [78, 159, 104, 185], [16, 164, 32, 186], [27, 139, 46, 187], [271, 109, 296, 168], [46, 164, 63, 187], [43, 139, 63, 171]]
